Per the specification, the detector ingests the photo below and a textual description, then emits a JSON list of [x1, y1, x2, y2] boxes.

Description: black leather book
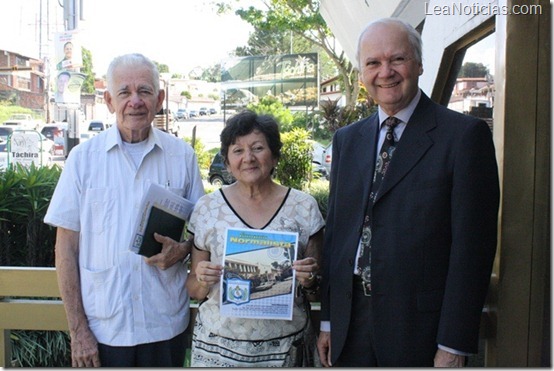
[[137, 205, 185, 258]]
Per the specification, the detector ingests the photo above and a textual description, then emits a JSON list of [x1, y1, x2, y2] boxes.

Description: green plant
[[183, 137, 212, 172], [247, 96, 294, 131], [10, 330, 71, 367], [0, 164, 71, 367], [319, 98, 377, 135], [0, 163, 61, 266], [275, 128, 313, 190], [307, 179, 329, 220], [292, 111, 333, 143]]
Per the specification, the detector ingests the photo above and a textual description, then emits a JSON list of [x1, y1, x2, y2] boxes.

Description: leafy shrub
[[247, 95, 294, 132], [0, 163, 71, 367], [183, 136, 212, 171], [275, 128, 313, 190], [292, 111, 332, 142], [0, 163, 61, 266], [307, 180, 329, 220]]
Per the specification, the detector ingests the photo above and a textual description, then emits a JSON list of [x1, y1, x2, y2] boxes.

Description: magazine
[[220, 227, 299, 320]]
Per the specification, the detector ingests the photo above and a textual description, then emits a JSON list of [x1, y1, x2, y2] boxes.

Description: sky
[[2, 0, 256, 76], [2, 0, 494, 77]]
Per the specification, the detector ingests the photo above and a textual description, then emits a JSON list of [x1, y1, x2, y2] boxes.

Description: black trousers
[[335, 276, 378, 367], [98, 330, 187, 367]]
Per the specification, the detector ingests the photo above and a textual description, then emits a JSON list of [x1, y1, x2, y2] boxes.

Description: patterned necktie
[[357, 116, 401, 295]]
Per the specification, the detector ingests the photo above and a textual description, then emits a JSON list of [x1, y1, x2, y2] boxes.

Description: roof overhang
[[320, 0, 427, 67]]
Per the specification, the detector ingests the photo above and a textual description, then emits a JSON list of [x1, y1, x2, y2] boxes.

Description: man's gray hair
[[106, 53, 160, 94], [356, 17, 423, 70]]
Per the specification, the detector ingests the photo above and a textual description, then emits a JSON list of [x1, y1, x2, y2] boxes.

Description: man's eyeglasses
[[363, 56, 414, 71]]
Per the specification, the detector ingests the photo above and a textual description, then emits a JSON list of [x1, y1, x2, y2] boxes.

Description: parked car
[[208, 151, 235, 187], [322, 143, 332, 174], [209, 108, 218, 115], [308, 140, 329, 180], [0, 137, 7, 170], [0, 126, 23, 140], [2, 113, 40, 130], [312, 161, 329, 180], [199, 107, 209, 116], [40, 123, 67, 156], [175, 108, 189, 121], [189, 110, 198, 118], [88, 120, 110, 132]]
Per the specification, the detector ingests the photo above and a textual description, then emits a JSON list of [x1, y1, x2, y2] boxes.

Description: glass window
[[447, 33, 495, 132]]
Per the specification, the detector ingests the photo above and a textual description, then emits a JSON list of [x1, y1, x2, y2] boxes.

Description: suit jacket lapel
[[374, 93, 436, 204]]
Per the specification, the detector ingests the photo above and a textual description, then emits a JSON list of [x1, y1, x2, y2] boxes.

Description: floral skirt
[[190, 316, 319, 367]]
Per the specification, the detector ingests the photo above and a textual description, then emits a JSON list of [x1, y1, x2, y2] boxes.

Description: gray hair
[[106, 53, 160, 94], [356, 17, 423, 70]]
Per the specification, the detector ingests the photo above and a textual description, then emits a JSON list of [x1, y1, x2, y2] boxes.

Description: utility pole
[[62, 0, 82, 155]]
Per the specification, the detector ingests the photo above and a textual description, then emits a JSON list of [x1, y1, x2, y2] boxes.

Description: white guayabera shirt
[[45, 126, 205, 346]]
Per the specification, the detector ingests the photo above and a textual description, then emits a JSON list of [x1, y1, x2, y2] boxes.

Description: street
[[176, 114, 224, 151], [250, 279, 294, 301]]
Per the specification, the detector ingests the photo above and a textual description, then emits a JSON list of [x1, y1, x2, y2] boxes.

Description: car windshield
[[41, 127, 57, 139], [89, 122, 103, 131], [0, 127, 14, 138]]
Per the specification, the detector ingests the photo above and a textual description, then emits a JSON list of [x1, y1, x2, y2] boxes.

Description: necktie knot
[[384, 116, 400, 131], [383, 117, 400, 146]]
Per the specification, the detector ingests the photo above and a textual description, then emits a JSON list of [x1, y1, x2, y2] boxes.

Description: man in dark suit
[[316, 18, 499, 367]]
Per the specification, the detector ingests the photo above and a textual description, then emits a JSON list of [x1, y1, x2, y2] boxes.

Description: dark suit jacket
[[320, 92, 499, 366]]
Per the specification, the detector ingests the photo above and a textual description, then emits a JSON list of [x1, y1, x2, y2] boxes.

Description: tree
[[459, 62, 489, 78], [80, 47, 95, 94], [153, 61, 169, 73], [201, 63, 223, 82], [218, 0, 359, 107]]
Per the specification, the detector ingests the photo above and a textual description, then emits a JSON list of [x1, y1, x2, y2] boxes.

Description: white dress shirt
[[44, 126, 205, 346]]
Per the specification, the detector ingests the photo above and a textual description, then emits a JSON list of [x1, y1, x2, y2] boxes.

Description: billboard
[[221, 53, 319, 111], [54, 31, 82, 72], [52, 31, 85, 105]]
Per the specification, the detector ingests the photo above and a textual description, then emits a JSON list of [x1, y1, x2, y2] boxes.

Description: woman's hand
[[292, 257, 319, 288], [185, 247, 222, 300], [194, 260, 223, 288]]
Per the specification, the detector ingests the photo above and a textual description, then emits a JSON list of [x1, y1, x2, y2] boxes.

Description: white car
[[0, 137, 7, 170]]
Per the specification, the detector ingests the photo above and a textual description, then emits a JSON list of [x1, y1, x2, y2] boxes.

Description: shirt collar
[[104, 125, 161, 152], [378, 89, 422, 126]]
